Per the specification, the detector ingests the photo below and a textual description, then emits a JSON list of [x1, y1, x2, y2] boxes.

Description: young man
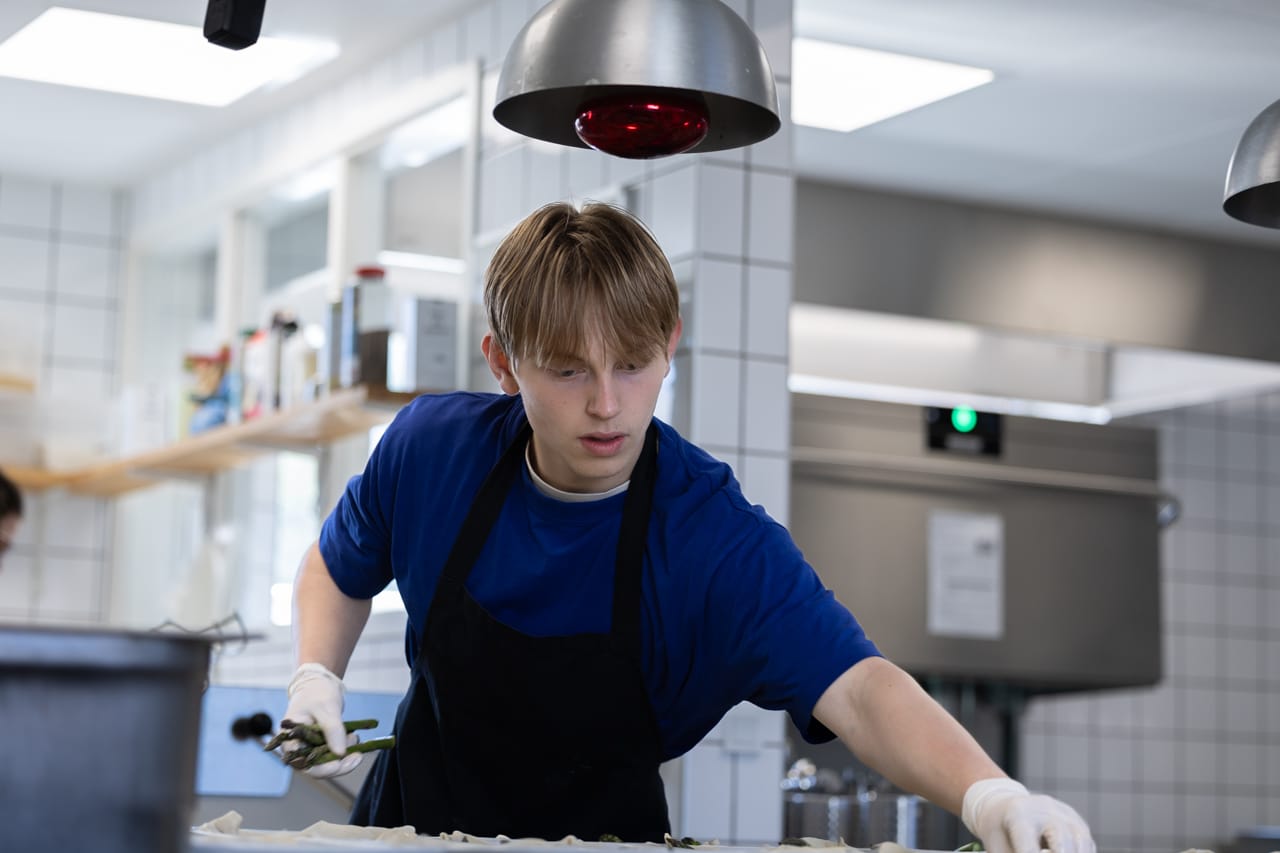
[[0, 469, 22, 570], [284, 202, 1094, 853]]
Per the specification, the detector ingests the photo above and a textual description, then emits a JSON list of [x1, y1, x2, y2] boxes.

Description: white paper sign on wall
[[927, 509, 1004, 639]]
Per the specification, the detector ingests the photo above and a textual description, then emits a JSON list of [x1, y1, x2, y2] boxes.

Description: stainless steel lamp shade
[[493, 0, 780, 155], [1224, 98, 1280, 228]]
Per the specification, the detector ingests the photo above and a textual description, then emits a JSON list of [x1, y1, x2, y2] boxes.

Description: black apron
[[351, 422, 670, 842]]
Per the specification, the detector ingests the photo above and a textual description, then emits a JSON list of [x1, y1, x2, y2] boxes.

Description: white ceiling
[[3, 0, 1280, 250]]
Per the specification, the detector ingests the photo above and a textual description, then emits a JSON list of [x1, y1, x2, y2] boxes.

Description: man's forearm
[[293, 541, 372, 677], [813, 656, 1005, 815]]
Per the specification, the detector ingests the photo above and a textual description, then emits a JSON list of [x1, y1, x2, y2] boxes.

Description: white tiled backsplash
[[0, 172, 123, 624], [1022, 392, 1280, 853]]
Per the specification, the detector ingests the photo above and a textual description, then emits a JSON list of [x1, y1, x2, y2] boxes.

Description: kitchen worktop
[[189, 813, 922, 853]]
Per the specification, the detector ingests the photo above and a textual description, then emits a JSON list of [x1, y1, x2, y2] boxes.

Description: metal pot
[[0, 625, 212, 853]]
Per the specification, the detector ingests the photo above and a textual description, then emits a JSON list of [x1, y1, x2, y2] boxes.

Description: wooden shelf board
[[4, 466, 72, 492], [0, 373, 35, 394], [49, 386, 406, 497]]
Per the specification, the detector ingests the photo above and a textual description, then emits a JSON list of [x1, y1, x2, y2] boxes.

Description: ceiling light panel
[[793, 38, 994, 132], [0, 7, 338, 106]]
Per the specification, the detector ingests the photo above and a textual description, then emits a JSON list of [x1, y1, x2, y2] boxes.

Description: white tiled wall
[[0, 173, 124, 624], [1021, 391, 1280, 853]]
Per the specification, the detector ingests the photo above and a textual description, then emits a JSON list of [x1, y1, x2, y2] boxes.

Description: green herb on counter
[[664, 833, 702, 848], [956, 842, 984, 852], [599, 834, 623, 843]]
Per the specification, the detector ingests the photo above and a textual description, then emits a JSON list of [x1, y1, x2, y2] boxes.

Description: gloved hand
[[962, 778, 1095, 853], [280, 662, 363, 779]]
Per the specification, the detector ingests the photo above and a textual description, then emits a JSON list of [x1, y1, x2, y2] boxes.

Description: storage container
[[0, 625, 212, 853]]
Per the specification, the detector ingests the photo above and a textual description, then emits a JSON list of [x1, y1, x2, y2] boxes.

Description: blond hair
[[484, 202, 680, 366]]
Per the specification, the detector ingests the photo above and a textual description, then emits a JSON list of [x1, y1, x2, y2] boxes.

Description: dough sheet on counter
[[190, 811, 885, 852]]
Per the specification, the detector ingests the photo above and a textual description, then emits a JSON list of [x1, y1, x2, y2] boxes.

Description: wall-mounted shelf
[[5, 386, 415, 497], [0, 372, 35, 394]]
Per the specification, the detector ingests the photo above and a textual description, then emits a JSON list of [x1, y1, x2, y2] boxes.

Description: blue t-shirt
[[320, 392, 880, 759]]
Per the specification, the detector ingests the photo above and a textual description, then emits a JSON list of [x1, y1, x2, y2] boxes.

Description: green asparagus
[[264, 718, 394, 769]]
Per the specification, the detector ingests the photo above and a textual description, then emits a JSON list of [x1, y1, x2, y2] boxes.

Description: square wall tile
[[1225, 428, 1261, 472], [0, 551, 33, 614], [1225, 741, 1263, 787], [44, 495, 107, 553], [605, 151, 649, 190], [1264, 636, 1280, 683], [647, 165, 698, 261], [1224, 533, 1262, 576], [1135, 791, 1176, 840], [1095, 790, 1136, 841], [1051, 733, 1091, 781], [1222, 689, 1260, 734], [692, 257, 743, 352], [494, 0, 530, 60], [429, 20, 463, 70], [739, 452, 788, 521], [1226, 797, 1265, 839], [0, 175, 56, 231], [1181, 793, 1221, 844], [689, 351, 742, 448], [750, 82, 793, 172], [743, 358, 789, 453], [1180, 424, 1218, 469], [697, 164, 745, 257], [565, 147, 608, 201], [1225, 584, 1262, 630], [1181, 636, 1221, 683], [50, 302, 115, 363], [750, 0, 793, 80], [392, 37, 429, 84], [1178, 477, 1218, 524], [1218, 635, 1259, 681], [1138, 736, 1176, 783], [525, 143, 564, 207], [747, 171, 794, 264], [1178, 738, 1220, 788], [0, 233, 52, 295], [478, 145, 526, 235], [56, 242, 119, 302], [1224, 480, 1263, 526], [462, 4, 497, 65], [1096, 734, 1135, 783], [745, 264, 790, 359], [35, 555, 102, 618]]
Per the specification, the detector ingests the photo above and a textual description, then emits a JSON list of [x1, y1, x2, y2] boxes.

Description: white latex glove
[[962, 778, 1095, 853], [281, 662, 363, 779]]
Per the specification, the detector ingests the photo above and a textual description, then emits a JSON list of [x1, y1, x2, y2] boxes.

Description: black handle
[[230, 711, 274, 741]]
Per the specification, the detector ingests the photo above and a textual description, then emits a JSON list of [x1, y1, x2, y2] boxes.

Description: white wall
[[0, 173, 124, 624], [1022, 391, 1280, 853]]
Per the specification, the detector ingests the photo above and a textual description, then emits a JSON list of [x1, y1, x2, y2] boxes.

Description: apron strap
[[610, 422, 659, 662], [434, 423, 532, 600]]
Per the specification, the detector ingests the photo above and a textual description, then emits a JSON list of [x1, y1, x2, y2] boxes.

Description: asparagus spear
[[282, 736, 397, 769], [264, 718, 394, 768], [263, 718, 378, 752]]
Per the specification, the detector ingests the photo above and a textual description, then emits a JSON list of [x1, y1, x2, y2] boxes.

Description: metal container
[[0, 625, 212, 853], [785, 789, 956, 849]]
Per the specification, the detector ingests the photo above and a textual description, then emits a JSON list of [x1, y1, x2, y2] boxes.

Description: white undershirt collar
[[525, 441, 629, 502]]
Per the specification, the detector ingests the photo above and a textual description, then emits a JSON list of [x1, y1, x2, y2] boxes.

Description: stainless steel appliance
[[784, 394, 1169, 847], [790, 393, 1166, 693]]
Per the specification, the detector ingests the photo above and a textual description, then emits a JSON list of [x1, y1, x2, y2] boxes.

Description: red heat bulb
[[574, 95, 709, 159]]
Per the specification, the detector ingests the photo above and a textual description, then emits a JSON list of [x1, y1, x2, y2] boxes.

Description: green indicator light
[[951, 407, 978, 433]]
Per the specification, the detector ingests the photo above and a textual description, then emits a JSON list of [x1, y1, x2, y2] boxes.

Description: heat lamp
[[493, 0, 779, 159]]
